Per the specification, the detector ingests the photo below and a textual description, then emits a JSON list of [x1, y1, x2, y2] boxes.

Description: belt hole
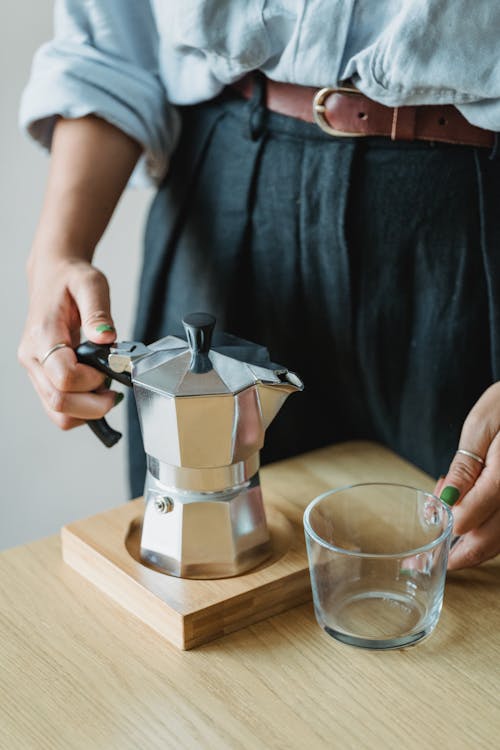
[[358, 112, 368, 120], [438, 116, 447, 126]]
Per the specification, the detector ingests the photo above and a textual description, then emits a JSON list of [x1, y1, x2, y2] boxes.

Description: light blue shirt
[[20, 0, 500, 186]]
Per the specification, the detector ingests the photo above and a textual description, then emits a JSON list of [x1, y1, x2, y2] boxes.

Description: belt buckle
[[313, 86, 367, 137]]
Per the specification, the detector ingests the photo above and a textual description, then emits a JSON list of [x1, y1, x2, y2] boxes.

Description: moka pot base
[[61, 441, 435, 650], [140, 462, 274, 579]]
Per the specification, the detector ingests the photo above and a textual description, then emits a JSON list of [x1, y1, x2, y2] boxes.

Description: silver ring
[[456, 448, 485, 466], [39, 342, 71, 365]]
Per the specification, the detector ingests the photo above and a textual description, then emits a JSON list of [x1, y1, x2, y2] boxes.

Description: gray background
[[0, 1, 152, 549]]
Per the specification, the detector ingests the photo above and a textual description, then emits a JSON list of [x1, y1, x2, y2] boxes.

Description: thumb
[[69, 264, 116, 343]]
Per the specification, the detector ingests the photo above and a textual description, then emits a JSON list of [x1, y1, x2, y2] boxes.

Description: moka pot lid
[[131, 313, 300, 397]]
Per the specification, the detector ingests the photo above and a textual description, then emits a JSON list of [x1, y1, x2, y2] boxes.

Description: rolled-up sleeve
[[19, 0, 180, 187]]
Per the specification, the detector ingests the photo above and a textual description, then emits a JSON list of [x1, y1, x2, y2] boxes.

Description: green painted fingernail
[[96, 324, 115, 333], [104, 377, 112, 389], [440, 486, 460, 506], [114, 392, 124, 406]]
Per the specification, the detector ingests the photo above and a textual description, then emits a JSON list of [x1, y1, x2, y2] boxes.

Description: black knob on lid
[[182, 313, 215, 373]]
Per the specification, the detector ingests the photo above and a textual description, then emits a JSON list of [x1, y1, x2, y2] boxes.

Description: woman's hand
[[436, 382, 500, 570], [18, 258, 121, 430], [18, 115, 141, 431]]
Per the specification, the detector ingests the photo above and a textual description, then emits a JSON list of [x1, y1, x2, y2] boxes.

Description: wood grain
[[1, 441, 500, 749], [61, 499, 311, 649]]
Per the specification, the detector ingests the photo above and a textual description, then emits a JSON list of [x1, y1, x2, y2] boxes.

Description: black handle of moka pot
[[182, 312, 216, 373], [75, 341, 132, 447]]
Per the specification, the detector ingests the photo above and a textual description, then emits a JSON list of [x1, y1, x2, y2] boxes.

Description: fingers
[[447, 505, 500, 570], [438, 383, 500, 570], [438, 403, 491, 509], [450, 431, 500, 535], [27, 370, 84, 430], [439, 448, 486, 510], [18, 259, 120, 434], [39, 345, 106, 393], [19, 310, 107, 393], [67, 265, 116, 343], [30, 361, 121, 420]]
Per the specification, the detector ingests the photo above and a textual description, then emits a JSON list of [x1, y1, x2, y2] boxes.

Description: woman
[[18, 1, 500, 569]]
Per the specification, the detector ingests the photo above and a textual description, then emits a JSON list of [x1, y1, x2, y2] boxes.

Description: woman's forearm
[[19, 116, 142, 432], [29, 115, 142, 280]]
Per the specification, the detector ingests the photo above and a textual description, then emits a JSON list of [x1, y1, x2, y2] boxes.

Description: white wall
[[0, 2, 152, 549]]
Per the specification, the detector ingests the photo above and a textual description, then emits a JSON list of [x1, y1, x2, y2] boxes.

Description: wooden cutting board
[[62, 440, 435, 649]]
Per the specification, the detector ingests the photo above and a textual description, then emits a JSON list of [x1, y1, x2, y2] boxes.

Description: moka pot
[[76, 313, 303, 578]]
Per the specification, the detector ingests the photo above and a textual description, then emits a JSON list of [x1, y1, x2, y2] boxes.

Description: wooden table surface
[[1, 442, 500, 750]]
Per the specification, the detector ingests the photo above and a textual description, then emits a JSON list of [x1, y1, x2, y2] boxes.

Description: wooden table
[[1, 442, 499, 750]]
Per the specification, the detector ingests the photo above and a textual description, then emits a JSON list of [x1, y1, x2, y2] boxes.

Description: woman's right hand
[[18, 257, 122, 431], [18, 115, 141, 432]]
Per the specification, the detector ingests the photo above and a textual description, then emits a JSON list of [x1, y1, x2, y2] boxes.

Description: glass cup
[[303, 483, 453, 649]]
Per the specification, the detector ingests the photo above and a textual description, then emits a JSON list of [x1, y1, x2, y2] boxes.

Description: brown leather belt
[[231, 75, 495, 148]]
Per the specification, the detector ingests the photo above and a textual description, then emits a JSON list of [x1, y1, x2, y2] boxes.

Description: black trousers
[[127, 86, 500, 498]]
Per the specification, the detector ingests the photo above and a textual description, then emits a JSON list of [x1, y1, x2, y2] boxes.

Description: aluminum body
[[108, 328, 303, 578], [141, 467, 271, 578]]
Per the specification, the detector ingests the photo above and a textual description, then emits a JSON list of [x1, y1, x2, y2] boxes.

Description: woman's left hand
[[436, 382, 500, 570]]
